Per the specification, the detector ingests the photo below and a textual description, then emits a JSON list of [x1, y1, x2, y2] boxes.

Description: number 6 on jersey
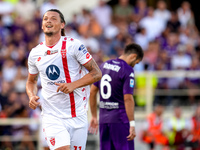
[[100, 74, 112, 99]]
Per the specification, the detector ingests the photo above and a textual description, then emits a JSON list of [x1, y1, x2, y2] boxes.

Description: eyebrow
[[44, 15, 57, 18]]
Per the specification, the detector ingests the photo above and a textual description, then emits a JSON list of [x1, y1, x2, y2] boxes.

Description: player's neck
[[45, 34, 61, 47], [119, 55, 129, 65]]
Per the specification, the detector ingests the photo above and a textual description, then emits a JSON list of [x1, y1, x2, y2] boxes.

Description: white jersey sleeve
[[28, 49, 39, 75], [73, 39, 92, 65], [72, 39, 92, 111]]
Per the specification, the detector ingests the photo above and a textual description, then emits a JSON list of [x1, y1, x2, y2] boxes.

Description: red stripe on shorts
[[61, 41, 76, 117]]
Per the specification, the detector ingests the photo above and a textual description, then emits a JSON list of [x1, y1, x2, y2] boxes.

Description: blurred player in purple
[[89, 43, 144, 150]]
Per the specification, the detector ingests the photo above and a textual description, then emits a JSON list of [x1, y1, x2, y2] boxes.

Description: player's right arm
[[88, 84, 99, 134], [26, 73, 40, 110]]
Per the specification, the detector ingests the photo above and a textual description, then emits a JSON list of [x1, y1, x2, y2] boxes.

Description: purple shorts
[[100, 123, 134, 150]]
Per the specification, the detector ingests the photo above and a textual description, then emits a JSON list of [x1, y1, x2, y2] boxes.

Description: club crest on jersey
[[45, 50, 58, 56], [61, 49, 66, 58], [46, 65, 60, 80], [50, 137, 55, 146]]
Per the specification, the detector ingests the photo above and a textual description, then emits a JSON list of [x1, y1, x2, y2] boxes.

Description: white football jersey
[[28, 36, 92, 118]]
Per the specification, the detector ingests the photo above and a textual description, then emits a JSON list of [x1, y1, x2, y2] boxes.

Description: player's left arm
[[124, 94, 136, 141], [79, 58, 102, 87], [56, 59, 102, 93], [88, 84, 99, 134]]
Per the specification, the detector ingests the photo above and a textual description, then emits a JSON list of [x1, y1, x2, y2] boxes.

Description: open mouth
[[46, 25, 53, 28]]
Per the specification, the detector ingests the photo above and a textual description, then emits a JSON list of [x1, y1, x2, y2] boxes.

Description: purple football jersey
[[94, 58, 135, 124]]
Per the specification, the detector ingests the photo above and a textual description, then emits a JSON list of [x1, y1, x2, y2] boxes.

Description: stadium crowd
[[0, 0, 200, 149]]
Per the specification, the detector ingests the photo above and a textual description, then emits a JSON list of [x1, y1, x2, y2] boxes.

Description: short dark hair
[[124, 43, 144, 60], [45, 9, 66, 36]]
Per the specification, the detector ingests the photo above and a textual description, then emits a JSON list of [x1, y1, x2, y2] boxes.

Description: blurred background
[[0, 0, 200, 149]]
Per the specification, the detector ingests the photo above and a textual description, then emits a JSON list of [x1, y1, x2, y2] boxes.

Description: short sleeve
[[123, 69, 135, 95], [73, 39, 92, 65], [28, 50, 39, 75], [93, 80, 100, 88]]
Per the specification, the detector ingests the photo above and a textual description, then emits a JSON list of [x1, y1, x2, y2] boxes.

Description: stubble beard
[[44, 31, 53, 37]]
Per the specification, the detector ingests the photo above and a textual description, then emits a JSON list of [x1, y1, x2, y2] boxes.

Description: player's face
[[42, 11, 64, 36]]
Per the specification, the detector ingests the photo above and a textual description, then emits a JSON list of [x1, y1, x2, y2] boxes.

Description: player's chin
[[44, 31, 54, 36]]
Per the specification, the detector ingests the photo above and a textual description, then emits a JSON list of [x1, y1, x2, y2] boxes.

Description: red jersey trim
[[61, 41, 76, 117], [46, 38, 60, 48], [46, 45, 55, 48], [83, 57, 92, 66]]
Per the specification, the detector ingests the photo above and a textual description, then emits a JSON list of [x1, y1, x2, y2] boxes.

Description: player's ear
[[41, 20, 43, 30], [61, 23, 65, 30], [41, 18, 44, 30], [130, 53, 137, 61]]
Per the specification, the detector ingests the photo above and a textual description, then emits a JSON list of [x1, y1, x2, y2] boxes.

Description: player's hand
[[88, 117, 98, 134], [55, 83, 76, 94], [127, 126, 136, 141], [29, 96, 40, 110]]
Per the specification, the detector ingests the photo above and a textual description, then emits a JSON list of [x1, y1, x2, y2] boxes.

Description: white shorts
[[42, 113, 88, 150], [39, 118, 49, 148]]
